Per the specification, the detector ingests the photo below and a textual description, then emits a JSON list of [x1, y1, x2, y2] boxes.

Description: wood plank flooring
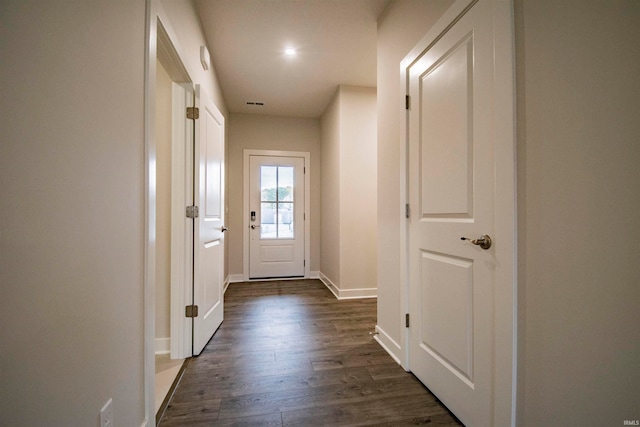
[[158, 279, 463, 426]]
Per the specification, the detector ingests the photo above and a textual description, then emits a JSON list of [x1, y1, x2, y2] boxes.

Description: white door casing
[[404, 0, 516, 425], [249, 155, 305, 279], [170, 82, 195, 360], [192, 85, 225, 356]]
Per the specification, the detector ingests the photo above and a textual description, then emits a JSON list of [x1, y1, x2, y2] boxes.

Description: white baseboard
[[309, 270, 320, 279], [228, 274, 245, 283], [223, 275, 231, 293], [319, 272, 340, 298], [374, 325, 405, 368], [318, 272, 377, 300], [155, 337, 170, 355]]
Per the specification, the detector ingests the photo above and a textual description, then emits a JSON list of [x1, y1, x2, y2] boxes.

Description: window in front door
[[260, 165, 294, 239]]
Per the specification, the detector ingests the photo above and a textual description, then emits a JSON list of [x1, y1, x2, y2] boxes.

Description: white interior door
[[406, 0, 515, 425], [192, 85, 225, 356], [249, 155, 305, 279]]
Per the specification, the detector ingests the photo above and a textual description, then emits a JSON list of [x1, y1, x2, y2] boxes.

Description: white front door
[[406, 0, 515, 425], [192, 85, 225, 355], [249, 155, 305, 279]]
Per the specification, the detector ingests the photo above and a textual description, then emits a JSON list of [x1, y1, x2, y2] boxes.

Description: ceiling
[[195, 0, 390, 118]]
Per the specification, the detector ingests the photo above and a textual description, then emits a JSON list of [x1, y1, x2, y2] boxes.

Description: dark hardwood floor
[[158, 279, 463, 426]]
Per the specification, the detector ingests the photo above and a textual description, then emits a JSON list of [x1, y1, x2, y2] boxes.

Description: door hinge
[[405, 203, 410, 219], [186, 106, 199, 120], [405, 95, 410, 110], [185, 305, 199, 318], [186, 205, 199, 219], [405, 313, 410, 328]]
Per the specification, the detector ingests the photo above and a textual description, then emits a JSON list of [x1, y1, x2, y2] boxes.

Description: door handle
[[251, 225, 260, 229], [221, 226, 228, 232], [460, 234, 492, 250]]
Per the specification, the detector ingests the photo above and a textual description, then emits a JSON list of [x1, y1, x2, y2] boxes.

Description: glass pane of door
[[260, 165, 294, 239], [278, 203, 294, 238], [260, 166, 277, 201]]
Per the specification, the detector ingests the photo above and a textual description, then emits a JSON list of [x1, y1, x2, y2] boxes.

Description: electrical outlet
[[100, 398, 113, 427]]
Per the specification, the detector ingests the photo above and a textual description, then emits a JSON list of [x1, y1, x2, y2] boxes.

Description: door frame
[[242, 149, 311, 281], [169, 81, 194, 360], [144, 1, 199, 422], [399, 0, 517, 425]]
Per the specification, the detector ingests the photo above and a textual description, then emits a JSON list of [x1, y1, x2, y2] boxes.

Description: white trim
[[143, 1, 157, 424], [319, 272, 377, 300], [242, 149, 311, 281], [491, 1, 518, 425], [169, 82, 194, 361], [319, 272, 339, 298], [399, 0, 517, 425], [309, 270, 320, 279], [223, 275, 231, 293], [374, 325, 404, 368], [335, 288, 377, 299], [155, 338, 170, 355], [228, 274, 245, 283]]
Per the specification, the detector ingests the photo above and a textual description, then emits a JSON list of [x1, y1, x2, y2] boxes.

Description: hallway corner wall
[[320, 85, 378, 298]]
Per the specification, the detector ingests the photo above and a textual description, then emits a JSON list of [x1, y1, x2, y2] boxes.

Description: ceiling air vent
[[246, 101, 264, 106]]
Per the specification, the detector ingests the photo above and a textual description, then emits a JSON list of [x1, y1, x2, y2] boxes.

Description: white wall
[[0, 0, 230, 424], [376, 0, 454, 356], [0, 2, 147, 425], [320, 86, 378, 296], [515, 1, 640, 425], [227, 113, 321, 276]]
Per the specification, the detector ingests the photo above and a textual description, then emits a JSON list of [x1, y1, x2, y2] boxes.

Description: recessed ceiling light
[[284, 48, 296, 56]]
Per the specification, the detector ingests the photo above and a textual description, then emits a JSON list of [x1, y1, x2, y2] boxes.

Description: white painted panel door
[[407, 1, 514, 425], [193, 86, 225, 356], [249, 155, 305, 279]]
